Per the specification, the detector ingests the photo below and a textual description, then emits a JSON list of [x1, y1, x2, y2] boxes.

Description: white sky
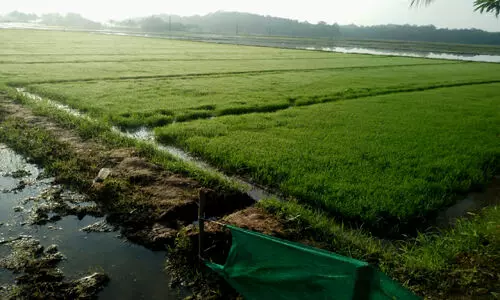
[[1, 0, 500, 31]]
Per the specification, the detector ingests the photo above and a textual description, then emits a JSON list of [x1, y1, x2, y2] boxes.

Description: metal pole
[[198, 189, 206, 260]]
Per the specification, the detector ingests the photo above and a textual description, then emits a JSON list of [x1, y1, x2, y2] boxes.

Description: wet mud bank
[[0, 236, 108, 300], [436, 175, 500, 227]]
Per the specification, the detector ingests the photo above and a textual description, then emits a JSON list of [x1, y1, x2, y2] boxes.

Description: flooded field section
[[0, 144, 186, 299]]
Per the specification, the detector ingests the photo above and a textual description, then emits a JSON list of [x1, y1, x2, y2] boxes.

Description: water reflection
[[305, 46, 500, 63]]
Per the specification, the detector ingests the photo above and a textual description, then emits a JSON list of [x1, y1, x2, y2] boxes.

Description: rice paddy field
[[1, 28, 499, 298]]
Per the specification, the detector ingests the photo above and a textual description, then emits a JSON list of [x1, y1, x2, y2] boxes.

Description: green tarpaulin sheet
[[206, 225, 419, 300]]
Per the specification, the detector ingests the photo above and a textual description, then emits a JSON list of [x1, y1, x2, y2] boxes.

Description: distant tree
[[41, 13, 65, 25], [40, 13, 101, 29], [2, 11, 38, 22], [140, 16, 186, 32], [410, 0, 500, 17], [116, 19, 139, 28], [115, 11, 500, 45], [141, 16, 167, 32], [338, 23, 500, 45]]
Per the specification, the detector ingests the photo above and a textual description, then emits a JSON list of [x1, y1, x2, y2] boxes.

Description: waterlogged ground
[[0, 144, 186, 299]]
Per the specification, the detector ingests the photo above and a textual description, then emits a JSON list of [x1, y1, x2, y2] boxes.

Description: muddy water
[[304, 46, 500, 63], [0, 144, 186, 299]]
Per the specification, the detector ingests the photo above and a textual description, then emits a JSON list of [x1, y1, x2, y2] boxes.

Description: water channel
[[0, 144, 185, 299]]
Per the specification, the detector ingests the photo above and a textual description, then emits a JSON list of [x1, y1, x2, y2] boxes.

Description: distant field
[[1, 29, 499, 234], [2, 56, 453, 85]]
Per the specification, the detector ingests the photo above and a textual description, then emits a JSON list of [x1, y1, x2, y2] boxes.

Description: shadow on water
[[436, 175, 500, 227], [0, 144, 187, 299]]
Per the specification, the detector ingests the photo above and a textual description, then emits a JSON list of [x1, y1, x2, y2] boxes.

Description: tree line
[[114, 12, 341, 39], [2, 10, 500, 45], [0, 11, 101, 29], [115, 11, 500, 45]]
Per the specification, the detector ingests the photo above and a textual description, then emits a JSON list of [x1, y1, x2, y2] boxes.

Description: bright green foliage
[[0, 29, 330, 58], [26, 63, 500, 127], [156, 84, 500, 229]]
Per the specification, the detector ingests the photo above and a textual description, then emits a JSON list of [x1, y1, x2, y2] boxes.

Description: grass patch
[[1, 57, 448, 86], [156, 84, 500, 234]]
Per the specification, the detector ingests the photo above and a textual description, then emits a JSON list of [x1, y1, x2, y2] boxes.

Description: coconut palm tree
[[411, 0, 500, 17]]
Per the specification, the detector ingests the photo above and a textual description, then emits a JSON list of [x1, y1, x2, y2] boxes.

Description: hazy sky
[[2, 0, 500, 31]]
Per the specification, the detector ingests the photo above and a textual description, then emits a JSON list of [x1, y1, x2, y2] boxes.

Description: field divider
[[10, 61, 465, 86]]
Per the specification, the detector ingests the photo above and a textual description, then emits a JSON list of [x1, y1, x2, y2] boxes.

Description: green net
[[206, 225, 419, 300]]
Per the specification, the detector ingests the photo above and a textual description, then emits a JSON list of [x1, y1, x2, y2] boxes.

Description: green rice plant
[[156, 84, 500, 233]]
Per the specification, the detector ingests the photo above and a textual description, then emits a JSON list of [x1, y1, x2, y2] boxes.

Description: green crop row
[[24, 62, 500, 128]]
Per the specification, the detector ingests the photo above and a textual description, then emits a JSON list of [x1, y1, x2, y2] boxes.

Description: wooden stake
[[198, 189, 207, 261]]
